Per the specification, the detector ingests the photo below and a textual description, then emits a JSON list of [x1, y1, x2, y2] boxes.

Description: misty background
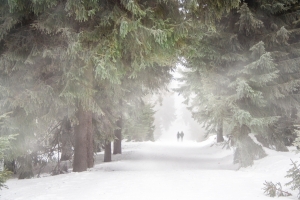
[[153, 67, 205, 142]]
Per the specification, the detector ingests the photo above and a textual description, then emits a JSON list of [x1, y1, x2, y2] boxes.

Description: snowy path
[[1, 139, 299, 200], [95, 141, 238, 172]]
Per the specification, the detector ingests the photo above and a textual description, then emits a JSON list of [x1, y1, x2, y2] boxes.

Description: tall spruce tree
[[0, 0, 188, 172], [178, 1, 300, 167], [95, 61, 173, 160], [111, 60, 174, 153], [123, 100, 156, 142]]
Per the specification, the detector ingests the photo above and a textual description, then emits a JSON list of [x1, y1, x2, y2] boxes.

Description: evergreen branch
[[263, 181, 292, 197]]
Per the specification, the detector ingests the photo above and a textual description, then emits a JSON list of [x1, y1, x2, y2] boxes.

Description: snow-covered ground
[[2, 136, 300, 200]]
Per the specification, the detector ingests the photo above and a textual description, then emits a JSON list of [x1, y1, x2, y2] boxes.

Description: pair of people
[[177, 131, 184, 142]]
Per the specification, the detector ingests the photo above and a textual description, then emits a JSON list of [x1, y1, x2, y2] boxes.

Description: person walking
[[177, 131, 180, 142], [180, 131, 184, 142]]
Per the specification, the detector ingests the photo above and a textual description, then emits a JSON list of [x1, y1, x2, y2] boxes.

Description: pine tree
[[176, 23, 237, 142], [123, 101, 156, 142], [178, 1, 300, 167], [0, 0, 187, 172], [285, 160, 300, 199]]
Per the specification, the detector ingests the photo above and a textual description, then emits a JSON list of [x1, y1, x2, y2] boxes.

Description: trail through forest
[[95, 140, 238, 171], [1, 137, 299, 200]]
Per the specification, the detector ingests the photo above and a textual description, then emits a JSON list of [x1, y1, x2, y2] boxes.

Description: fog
[[153, 67, 206, 142]]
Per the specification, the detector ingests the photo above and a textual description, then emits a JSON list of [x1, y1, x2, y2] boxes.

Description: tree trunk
[[60, 117, 73, 161], [18, 155, 34, 179], [86, 114, 94, 168], [73, 63, 94, 172], [104, 140, 112, 162], [113, 117, 122, 154], [73, 104, 94, 172], [217, 120, 224, 143]]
